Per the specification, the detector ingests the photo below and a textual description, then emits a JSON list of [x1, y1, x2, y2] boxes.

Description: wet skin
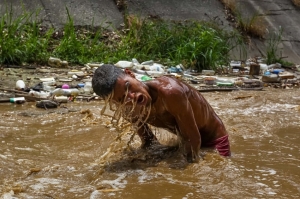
[[112, 69, 229, 162]]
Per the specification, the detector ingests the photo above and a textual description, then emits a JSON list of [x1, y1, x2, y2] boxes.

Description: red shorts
[[206, 134, 231, 156]]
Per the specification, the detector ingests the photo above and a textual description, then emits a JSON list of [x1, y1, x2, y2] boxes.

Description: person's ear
[[124, 68, 136, 78]]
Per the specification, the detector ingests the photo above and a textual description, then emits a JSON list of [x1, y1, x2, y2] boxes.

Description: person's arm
[[137, 123, 157, 148], [165, 91, 201, 162]]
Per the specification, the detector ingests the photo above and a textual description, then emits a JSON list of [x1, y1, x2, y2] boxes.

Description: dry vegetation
[[292, 0, 300, 7]]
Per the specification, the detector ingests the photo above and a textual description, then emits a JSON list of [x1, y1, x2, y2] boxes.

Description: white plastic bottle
[[16, 80, 25, 90], [10, 97, 25, 103]]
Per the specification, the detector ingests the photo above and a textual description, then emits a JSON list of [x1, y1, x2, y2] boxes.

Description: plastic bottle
[[10, 97, 25, 104], [83, 82, 92, 94], [29, 90, 49, 99], [67, 71, 85, 77], [50, 88, 79, 97], [141, 75, 152, 81], [48, 57, 62, 67], [54, 96, 69, 103], [264, 70, 271, 76], [42, 81, 56, 91], [16, 80, 25, 90]]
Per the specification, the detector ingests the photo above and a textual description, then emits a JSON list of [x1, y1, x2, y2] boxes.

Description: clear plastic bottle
[[83, 82, 92, 94], [29, 90, 49, 99], [50, 88, 79, 97], [43, 81, 56, 91]]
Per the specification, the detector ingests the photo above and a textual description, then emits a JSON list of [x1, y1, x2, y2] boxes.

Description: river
[[0, 88, 300, 198]]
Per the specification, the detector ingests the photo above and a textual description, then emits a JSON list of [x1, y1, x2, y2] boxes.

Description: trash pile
[[0, 56, 299, 108]]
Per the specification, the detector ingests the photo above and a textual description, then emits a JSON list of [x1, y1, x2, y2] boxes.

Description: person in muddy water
[[92, 64, 231, 162]]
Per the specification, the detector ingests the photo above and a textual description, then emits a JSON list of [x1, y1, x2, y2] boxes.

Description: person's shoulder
[[153, 76, 186, 94], [148, 75, 178, 86]]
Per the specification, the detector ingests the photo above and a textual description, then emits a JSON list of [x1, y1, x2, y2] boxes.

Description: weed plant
[[0, 5, 53, 65], [266, 28, 283, 65], [102, 16, 237, 71], [0, 6, 243, 71]]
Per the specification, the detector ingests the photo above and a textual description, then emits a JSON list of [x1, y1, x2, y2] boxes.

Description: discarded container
[[10, 97, 25, 104], [141, 75, 152, 81], [202, 70, 215, 76], [259, 63, 268, 71], [216, 78, 234, 84], [264, 70, 271, 75], [77, 83, 85, 88], [62, 84, 70, 89], [262, 74, 281, 83], [279, 72, 295, 79], [83, 82, 93, 94], [268, 63, 281, 69], [204, 77, 216, 85], [271, 69, 284, 74], [183, 73, 195, 79], [230, 61, 241, 67], [48, 57, 62, 67], [60, 61, 69, 68], [115, 61, 134, 68], [54, 96, 68, 103], [141, 60, 154, 65], [149, 63, 165, 72], [67, 71, 85, 77], [133, 69, 147, 75], [167, 66, 182, 73], [87, 63, 103, 68], [50, 88, 79, 97], [29, 90, 49, 99], [232, 69, 239, 74], [249, 63, 260, 75], [132, 58, 140, 65], [145, 71, 164, 77], [42, 81, 56, 91], [16, 80, 25, 90], [40, 77, 55, 82], [216, 82, 234, 87]]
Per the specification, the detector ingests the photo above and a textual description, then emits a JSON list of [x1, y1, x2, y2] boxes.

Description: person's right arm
[[137, 123, 157, 148]]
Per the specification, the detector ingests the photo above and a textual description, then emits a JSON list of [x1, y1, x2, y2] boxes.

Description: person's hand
[[140, 139, 160, 149]]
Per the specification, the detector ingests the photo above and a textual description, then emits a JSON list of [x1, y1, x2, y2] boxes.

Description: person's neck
[[144, 81, 158, 104]]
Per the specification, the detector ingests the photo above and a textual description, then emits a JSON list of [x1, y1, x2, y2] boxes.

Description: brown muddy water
[[0, 88, 300, 199]]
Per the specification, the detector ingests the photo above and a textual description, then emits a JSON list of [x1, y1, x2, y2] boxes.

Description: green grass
[[120, 17, 234, 70], [0, 6, 244, 71], [265, 27, 293, 67]]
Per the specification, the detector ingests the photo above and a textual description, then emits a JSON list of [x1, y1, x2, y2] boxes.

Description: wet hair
[[92, 64, 125, 98]]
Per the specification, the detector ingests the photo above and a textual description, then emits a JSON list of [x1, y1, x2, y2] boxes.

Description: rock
[[36, 100, 59, 109]]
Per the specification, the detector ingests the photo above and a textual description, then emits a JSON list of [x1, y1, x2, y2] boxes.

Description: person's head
[[92, 64, 151, 107], [92, 64, 125, 98]]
